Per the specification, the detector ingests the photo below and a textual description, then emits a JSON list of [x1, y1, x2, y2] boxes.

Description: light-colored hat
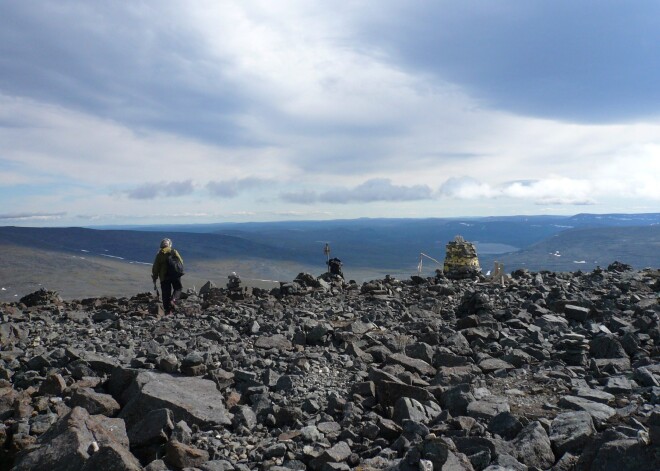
[[160, 238, 172, 248]]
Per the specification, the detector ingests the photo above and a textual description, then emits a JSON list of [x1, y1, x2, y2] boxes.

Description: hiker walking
[[152, 238, 184, 314]]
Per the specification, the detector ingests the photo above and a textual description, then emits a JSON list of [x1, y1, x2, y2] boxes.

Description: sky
[[0, 0, 659, 226]]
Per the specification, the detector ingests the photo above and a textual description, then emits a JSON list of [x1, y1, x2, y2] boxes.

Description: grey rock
[[201, 460, 236, 471], [511, 421, 555, 469], [165, 439, 210, 469], [127, 408, 174, 448], [590, 438, 658, 471], [13, 406, 137, 471], [70, 387, 121, 417], [144, 459, 169, 471], [392, 397, 429, 425], [478, 358, 515, 374], [604, 376, 632, 394], [441, 383, 475, 417], [171, 420, 192, 444], [573, 387, 615, 405], [387, 353, 436, 376], [564, 304, 590, 322], [421, 437, 450, 469], [467, 396, 510, 421], [558, 396, 616, 426], [485, 453, 527, 470], [590, 335, 628, 359], [310, 441, 352, 470], [376, 380, 435, 409], [549, 411, 595, 456], [254, 334, 292, 350], [633, 366, 659, 387], [231, 405, 257, 431], [81, 440, 142, 471], [119, 371, 232, 430], [488, 411, 523, 440], [442, 450, 476, 471], [405, 342, 435, 365], [39, 373, 67, 396]]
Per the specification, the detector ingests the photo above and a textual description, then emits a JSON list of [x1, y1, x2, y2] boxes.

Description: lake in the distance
[[473, 242, 519, 254]]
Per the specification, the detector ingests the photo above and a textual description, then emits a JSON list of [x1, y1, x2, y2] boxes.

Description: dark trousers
[[161, 277, 182, 312]]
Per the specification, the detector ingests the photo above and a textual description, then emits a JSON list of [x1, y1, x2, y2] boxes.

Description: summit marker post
[[324, 243, 331, 273]]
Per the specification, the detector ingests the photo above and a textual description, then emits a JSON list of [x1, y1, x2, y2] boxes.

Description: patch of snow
[[573, 260, 586, 264], [129, 261, 150, 265], [553, 225, 574, 228], [1, 287, 5, 291], [459, 222, 473, 226], [550, 251, 561, 257], [100, 254, 125, 260], [80, 249, 89, 253]]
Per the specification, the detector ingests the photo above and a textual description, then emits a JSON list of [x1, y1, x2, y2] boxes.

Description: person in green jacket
[[152, 238, 183, 314]]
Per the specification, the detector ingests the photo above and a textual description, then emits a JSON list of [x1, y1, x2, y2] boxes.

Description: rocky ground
[[1, 262, 659, 470]]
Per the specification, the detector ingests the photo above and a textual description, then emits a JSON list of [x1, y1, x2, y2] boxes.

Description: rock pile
[[443, 236, 481, 280], [1, 263, 659, 470]]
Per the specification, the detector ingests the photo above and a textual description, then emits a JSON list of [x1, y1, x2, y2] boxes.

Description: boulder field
[[1, 263, 659, 470]]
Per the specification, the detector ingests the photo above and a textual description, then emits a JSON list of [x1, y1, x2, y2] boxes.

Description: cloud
[[206, 177, 270, 198], [0, 211, 66, 221], [355, 1, 660, 122], [280, 190, 318, 204], [126, 180, 194, 200], [439, 177, 496, 199], [0, 2, 250, 146], [0, 2, 659, 225], [282, 178, 433, 204], [439, 176, 596, 205], [501, 179, 595, 205]]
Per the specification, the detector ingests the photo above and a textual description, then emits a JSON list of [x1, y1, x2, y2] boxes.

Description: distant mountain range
[[0, 213, 658, 300]]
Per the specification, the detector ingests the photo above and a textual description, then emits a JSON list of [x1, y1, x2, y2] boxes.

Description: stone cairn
[[443, 235, 481, 280]]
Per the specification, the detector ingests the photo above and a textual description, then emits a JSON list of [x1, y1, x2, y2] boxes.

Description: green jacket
[[152, 247, 183, 282]]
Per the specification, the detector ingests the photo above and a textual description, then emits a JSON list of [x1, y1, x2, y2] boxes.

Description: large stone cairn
[[443, 235, 481, 280]]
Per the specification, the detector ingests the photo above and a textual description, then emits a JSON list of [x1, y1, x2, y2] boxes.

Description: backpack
[[166, 251, 185, 279]]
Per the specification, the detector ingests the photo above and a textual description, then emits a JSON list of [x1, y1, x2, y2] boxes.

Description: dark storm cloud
[[127, 180, 194, 200], [281, 178, 433, 204], [206, 178, 270, 198], [357, 0, 660, 123], [0, 2, 249, 145]]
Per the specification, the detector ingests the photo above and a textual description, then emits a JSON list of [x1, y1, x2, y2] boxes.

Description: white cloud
[[0, 211, 67, 221], [439, 177, 497, 199]]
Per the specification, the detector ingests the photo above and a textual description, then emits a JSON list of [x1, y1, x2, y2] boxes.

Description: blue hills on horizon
[[1, 212, 658, 276]]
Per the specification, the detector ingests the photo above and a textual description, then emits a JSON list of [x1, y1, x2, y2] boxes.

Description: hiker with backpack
[[151, 238, 184, 314], [327, 257, 344, 278]]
